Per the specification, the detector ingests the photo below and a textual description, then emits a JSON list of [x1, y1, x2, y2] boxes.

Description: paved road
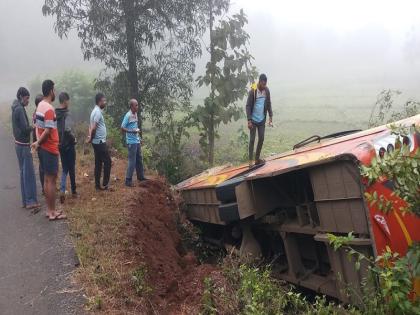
[[0, 124, 85, 315]]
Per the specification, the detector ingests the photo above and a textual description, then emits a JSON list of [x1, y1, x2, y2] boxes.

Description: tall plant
[[194, 1, 256, 165]]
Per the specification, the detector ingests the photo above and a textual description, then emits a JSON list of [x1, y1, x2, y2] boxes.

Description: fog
[[1, 0, 420, 105]]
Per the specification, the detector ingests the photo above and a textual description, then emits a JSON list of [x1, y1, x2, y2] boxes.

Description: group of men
[[11, 79, 147, 221], [10, 73, 271, 220]]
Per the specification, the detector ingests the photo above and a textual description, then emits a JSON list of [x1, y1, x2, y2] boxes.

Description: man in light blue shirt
[[90, 103, 107, 144], [121, 99, 146, 187], [87, 93, 112, 190]]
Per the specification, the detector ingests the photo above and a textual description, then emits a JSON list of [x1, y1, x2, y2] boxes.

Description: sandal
[[49, 211, 67, 221]]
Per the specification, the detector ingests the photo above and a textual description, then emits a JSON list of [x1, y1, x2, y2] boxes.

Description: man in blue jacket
[[11, 87, 39, 209], [245, 74, 273, 165]]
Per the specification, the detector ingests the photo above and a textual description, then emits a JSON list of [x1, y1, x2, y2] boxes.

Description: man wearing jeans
[[56, 92, 77, 203], [87, 93, 112, 190], [121, 99, 146, 187], [11, 87, 39, 209], [246, 74, 273, 166]]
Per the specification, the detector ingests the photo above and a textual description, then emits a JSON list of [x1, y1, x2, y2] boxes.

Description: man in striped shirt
[[32, 80, 66, 221]]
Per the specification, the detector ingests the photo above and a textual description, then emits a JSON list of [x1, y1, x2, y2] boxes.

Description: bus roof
[[176, 115, 420, 190]]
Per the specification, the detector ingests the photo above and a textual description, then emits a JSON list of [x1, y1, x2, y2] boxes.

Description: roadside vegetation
[[2, 0, 416, 312]]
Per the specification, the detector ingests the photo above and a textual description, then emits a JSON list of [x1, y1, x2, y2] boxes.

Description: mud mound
[[125, 179, 215, 314]]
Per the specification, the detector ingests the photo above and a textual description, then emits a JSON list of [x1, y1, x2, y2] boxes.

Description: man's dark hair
[[35, 94, 43, 107], [42, 80, 55, 97], [59, 92, 70, 104], [259, 73, 267, 82], [16, 87, 30, 99], [95, 92, 105, 105]]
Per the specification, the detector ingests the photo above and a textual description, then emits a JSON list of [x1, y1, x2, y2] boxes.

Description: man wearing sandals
[[246, 73, 273, 166], [11, 87, 40, 210], [32, 80, 66, 221]]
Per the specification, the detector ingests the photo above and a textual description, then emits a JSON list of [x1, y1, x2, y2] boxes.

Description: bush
[[29, 70, 97, 122], [201, 255, 359, 315], [103, 113, 126, 158]]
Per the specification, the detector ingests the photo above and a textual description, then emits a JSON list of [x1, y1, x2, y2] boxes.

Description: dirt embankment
[[125, 179, 217, 314], [67, 156, 218, 314]]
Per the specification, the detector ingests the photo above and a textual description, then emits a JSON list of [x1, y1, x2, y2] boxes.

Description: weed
[[131, 265, 152, 296], [86, 295, 103, 310], [201, 254, 361, 315], [200, 277, 217, 315]]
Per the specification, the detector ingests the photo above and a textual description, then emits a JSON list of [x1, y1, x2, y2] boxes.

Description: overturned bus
[[176, 114, 420, 303]]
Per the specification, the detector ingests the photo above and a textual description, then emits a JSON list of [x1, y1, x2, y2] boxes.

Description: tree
[[368, 89, 420, 127], [194, 2, 257, 165], [29, 70, 96, 122], [42, 0, 207, 128]]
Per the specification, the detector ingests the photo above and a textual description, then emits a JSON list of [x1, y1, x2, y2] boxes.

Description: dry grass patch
[[64, 151, 215, 314], [65, 152, 151, 313]]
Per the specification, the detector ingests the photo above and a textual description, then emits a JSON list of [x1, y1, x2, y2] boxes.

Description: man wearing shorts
[[32, 80, 66, 220]]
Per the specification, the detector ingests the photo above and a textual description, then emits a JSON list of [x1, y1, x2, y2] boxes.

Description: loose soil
[[65, 153, 219, 314], [125, 179, 217, 314]]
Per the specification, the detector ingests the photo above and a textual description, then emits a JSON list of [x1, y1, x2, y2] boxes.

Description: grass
[[64, 151, 149, 313]]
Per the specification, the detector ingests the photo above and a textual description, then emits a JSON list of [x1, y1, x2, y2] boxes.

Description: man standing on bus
[[246, 73, 273, 166]]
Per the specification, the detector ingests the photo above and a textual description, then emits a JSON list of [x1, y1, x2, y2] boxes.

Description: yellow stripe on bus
[[393, 210, 413, 246]]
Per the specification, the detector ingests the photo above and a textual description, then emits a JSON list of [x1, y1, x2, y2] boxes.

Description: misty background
[[1, 0, 420, 117]]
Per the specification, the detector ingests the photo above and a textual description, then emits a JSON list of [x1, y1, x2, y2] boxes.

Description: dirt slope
[[67, 156, 217, 314], [125, 179, 216, 314]]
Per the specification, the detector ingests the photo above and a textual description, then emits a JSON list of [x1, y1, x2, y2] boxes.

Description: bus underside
[[180, 158, 374, 303]]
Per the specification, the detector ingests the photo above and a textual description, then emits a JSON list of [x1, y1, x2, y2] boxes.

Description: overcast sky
[[1, 0, 420, 102]]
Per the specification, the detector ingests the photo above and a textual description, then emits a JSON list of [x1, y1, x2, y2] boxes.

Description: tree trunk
[[122, 0, 141, 132], [208, 113, 215, 165], [208, 0, 216, 166]]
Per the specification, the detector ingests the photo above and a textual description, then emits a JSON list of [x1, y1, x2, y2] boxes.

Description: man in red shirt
[[31, 80, 66, 221]]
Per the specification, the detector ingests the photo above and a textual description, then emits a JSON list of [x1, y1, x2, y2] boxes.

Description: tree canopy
[[42, 0, 208, 126]]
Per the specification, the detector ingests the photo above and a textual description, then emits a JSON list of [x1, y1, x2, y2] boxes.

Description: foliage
[[103, 113, 126, 157], [202, 256, 360, 315], [194, 3, 257, 165], [361, 125, 420, 216], [147, 115, 199, 184], [328, 234, 420, 315], [238, 265, 288, 315], [201, 277, 217, 315], [29, 70, 96, 122], [328, 122, 420, 313], [368, 89, 419, 127], [131, 265, 152, 296]]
